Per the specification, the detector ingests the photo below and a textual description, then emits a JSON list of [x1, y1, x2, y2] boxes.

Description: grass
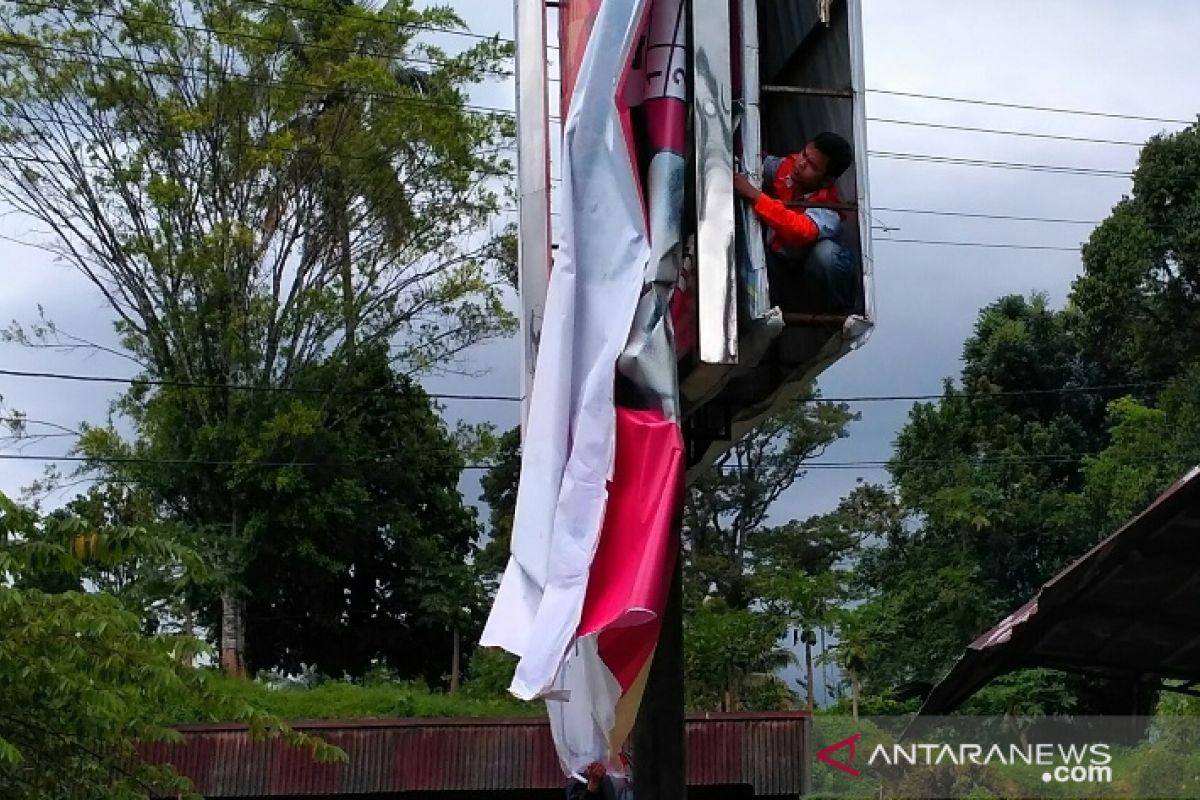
[[169, 672, 543, 724]]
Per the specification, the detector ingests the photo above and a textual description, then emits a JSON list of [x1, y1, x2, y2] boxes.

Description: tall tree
[[0, 492, 336, 799], [0, 0, 515, 674], [77, 345, 483, 683], [680, 398, 858, 710], [682, 400, 856, 611], [1071, 124, 1200, 387], [844, 291, 1200, 713], [475, 425, 520, 587], [846, 296, 1103, 702], [264, 0, 441, 354]]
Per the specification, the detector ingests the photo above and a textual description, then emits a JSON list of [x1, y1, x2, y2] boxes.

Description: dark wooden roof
[[140, 712, 811, 797], [919, 466, 1200, 715]]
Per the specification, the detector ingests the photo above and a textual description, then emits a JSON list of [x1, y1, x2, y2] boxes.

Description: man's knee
[[805, 239, 856, 311], [807, 238, 851, 274]]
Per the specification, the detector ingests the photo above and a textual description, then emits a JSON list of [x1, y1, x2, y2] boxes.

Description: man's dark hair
[[812, 131, 854, 180]]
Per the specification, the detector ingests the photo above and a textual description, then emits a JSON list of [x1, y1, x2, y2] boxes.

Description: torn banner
[[480, 0, 689, 776]]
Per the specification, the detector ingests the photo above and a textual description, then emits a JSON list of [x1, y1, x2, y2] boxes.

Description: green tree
[[1071, 124, 1200, 387], [7, 479, 207, 643], [0, 493, 337, 799], [844, 292, 1200, 713], [832, 127, 1200, 715], [0, 0, 515, 675], [77, 346, 484, 684], [64, 484, 203, 635], [682, 399, 856, 611], [846, 296, 1103, 704], [680, 398, 857, 709], [1071, 365, 1200, 531], [461, 647, 520, 702], [476, 425, 520, 587], [684, 600, 795, 711]]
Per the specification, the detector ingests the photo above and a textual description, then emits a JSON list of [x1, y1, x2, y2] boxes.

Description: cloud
[[3, 0, 1199, 525]]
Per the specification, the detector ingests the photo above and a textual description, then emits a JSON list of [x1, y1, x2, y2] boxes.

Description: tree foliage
[[0, 0, 516, 377], [476, 425, 520, 586], [843, 125, 1200, 712], [0, 0, 515, 675], [682, 400, 856, 610], [1071, 124, 1200, 385], [0, 493, 338, 799], [684, 600, 794, 711], [846, 296, 1125, 704], [74, 346, 485, 682], [680, 399, 858, 709]]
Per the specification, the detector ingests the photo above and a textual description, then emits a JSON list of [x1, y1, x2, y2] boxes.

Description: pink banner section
[[637, 0, 688, 156], [559, 0, 604, 116], [577, 408, 684, 691]]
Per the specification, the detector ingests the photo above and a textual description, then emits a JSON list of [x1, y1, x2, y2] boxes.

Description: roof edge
[[173, 710, 813, 734]]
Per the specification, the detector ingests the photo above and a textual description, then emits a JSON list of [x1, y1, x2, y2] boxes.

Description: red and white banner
[[481, 0, 688, 777]]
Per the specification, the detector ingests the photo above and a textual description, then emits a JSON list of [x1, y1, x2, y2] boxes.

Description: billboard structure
[[483, 0, 874, 779]]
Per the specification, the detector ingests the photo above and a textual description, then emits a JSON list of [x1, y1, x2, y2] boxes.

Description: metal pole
[[633, 548, 686, 800], [693, 0, 738, 366], [513, 0, 553, 437], [805, 639, 816, 713]]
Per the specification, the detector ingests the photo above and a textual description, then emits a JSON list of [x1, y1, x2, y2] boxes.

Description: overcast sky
[[3, 0, 1199, 527]]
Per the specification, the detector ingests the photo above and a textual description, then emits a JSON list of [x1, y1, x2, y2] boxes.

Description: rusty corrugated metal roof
[[141, 713, 810, 797], [919, 466, 1200, 716]]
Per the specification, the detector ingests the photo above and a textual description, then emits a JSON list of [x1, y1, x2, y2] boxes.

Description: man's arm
[[733, 174, 820, 247]]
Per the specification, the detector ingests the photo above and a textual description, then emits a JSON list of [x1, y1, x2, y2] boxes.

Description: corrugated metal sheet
[[920, 466, 1200, 716], [140, 713, 809, 797]]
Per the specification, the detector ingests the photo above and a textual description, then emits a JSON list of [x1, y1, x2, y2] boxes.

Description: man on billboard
[[733, 132, 856, 312]]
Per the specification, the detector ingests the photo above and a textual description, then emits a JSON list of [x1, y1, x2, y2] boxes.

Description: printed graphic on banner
[[618, 0, 689, 420]]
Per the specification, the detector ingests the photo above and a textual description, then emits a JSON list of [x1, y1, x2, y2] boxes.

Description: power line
[[0, 35, 1184, 251], [0, 171, 1109, 236], [868, 151, 1130, 179], [849, 207, 1187, 230], [0, 367, 518, 402], [823, 381, 1167, 404], [875, 237, 1081, 252], [0, 367, 1165, 405], [872, 207, 1101, 226], [0, 48, 1168, 182], [6, 4, 1191, 127], [867, 117, 1149, 147], [868, 88, 1195, 126], [0, 449, 1190, 473], [0, 451, 493, 470], [0, 86, 1138, 184]]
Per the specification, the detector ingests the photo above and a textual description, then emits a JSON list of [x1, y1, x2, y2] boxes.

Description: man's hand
[[585, 761, 607, 791], [733, 173, 761, 202]]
